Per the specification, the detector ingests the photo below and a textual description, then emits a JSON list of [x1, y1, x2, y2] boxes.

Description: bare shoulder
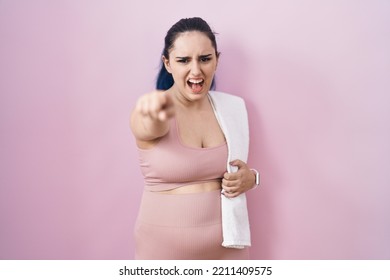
[[135, 137, 161, 150]]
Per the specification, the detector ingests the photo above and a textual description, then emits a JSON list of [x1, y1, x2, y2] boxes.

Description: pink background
[[1, 1, 389, 259]]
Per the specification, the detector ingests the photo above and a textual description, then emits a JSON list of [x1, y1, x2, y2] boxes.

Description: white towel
[[208, 91, 251, 249]]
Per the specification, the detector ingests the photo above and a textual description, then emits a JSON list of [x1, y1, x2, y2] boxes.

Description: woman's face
[[163, 31, 218, 102]]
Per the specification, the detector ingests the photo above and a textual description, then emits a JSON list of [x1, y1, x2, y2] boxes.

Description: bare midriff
[[156, 181, 222, 195]]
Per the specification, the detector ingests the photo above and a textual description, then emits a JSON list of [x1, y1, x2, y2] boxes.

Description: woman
[[130, 17, 258, 259]]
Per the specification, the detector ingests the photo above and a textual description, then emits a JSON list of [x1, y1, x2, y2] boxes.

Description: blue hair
[[155, 17, 219, 90], [156, 63, 175, 90]]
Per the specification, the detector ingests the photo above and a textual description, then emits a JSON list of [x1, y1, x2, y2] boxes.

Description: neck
[[169, 87, 209, 111]]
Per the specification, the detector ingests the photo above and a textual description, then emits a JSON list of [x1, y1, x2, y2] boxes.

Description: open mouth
[[187, 78, 204, 93]]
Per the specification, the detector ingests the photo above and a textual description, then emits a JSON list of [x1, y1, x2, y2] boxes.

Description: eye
[[177, 58, 189, 64], [200, 57, 212, 63]]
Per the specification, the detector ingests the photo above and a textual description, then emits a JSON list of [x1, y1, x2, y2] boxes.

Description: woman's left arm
[[221, 159, 257, 198]]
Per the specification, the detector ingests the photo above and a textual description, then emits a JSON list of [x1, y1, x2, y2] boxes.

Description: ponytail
[[156, 62, 174, 90]]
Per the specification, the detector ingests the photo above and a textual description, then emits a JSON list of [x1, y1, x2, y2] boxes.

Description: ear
[[215, 52, 220, 71], [162, 55, 172, 74]]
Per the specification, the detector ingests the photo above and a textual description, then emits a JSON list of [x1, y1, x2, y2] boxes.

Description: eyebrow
[[175, 54, 213, 59]]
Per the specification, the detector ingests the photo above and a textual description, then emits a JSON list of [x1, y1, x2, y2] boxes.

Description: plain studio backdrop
[[0, 0, 389, 259]]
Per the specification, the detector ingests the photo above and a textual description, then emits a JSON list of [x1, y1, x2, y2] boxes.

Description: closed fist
[[135, 90, 175, 121]]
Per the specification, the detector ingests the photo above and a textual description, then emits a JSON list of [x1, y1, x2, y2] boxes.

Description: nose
[[190, 60, 201, 76]]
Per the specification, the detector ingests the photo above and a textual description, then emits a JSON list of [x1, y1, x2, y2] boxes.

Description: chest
[[176, 111, 225, 148]]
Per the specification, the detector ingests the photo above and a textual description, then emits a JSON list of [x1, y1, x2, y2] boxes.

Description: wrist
[[250, 168, 260, 189]]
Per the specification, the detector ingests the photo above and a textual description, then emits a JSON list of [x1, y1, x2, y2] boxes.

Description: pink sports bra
[[137, 118, 228, 191]]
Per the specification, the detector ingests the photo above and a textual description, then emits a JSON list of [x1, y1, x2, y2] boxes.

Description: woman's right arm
[[130, 90, 175, 143]]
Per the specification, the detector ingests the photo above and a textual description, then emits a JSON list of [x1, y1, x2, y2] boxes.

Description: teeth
[[188, 79, 203, 84]]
